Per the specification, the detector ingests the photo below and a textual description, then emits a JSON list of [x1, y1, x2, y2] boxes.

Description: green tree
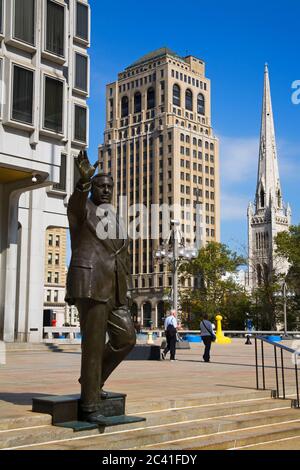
[[276, 225, 300, 294], [180, 242, 249, 329]]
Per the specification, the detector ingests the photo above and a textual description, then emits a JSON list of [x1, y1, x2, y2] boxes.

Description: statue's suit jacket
[[65, 181, 129, 306]]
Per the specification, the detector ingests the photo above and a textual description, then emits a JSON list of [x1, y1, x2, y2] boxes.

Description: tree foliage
[[180, 242, 249, 329]]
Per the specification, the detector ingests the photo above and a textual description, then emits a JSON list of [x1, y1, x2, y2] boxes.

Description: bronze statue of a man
[[65, 151, 136, 423]]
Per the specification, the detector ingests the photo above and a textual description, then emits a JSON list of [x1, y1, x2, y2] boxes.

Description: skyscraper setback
[[99, 48, 220, 327]]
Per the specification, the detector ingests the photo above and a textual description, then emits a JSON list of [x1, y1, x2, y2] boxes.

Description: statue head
[[90, 173, 114, 206]]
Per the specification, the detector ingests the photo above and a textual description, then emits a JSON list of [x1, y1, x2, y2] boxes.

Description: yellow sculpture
[[215, 314, 232, 344]]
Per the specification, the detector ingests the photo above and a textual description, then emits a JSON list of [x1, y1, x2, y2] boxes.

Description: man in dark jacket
[[66, 151, 136, 423]]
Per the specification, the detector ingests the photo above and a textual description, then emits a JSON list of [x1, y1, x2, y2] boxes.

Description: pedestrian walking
[[200, 314, 216, 362], [161, 310, 177, 361]]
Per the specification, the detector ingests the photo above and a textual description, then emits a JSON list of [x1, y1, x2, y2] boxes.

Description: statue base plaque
[[32, 392, 145, 431]]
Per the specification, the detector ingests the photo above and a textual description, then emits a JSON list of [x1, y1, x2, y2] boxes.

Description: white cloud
[[219, 136, 259, 184]]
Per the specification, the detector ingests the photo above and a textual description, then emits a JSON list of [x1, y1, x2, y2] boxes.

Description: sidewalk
[[0, 338, 296, 418]]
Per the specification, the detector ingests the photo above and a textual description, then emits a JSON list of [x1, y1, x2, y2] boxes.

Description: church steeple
[[248, 64, 291, 292], [256, 64, 282, 210]]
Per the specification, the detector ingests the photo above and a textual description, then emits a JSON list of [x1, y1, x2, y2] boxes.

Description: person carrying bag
[[200, 314, 215, 362]]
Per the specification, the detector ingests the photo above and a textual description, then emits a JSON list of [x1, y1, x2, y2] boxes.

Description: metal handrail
[[255, 335, 300, 409]]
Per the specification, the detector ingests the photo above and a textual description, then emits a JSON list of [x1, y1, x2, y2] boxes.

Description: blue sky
[[87, 0, 300, 256]]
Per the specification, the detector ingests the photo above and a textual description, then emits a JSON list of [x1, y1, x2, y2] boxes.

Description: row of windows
[[121, 61, 165, 80], [3, 63, 87, 142], [180, 186, 215, 198], [180, 134, 214, 150], [48, 234, 61, 247], [173, 85, 205, 114], [171, 69, 207, 90], [180, 160, 215, 170], [0, 0, 89, 53], [47, 272, 60, 283], [118, 71, 159, 93], [48, 253, 60, 265], [175, 118, 210, 134], [121, 88, 156, 117], [46, 289, 59, 302]]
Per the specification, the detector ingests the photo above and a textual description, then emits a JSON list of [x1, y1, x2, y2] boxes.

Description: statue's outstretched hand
[[75, 150, 98, 182]]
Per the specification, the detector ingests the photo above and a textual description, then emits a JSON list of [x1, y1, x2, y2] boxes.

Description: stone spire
[[247, 65, 291, 291], [255, 64, 282, 211]]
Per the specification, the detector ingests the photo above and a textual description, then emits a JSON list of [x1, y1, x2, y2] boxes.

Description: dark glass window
[[197, 93, 205, 115], [12, 66, 34, 124], [134, 92, 141, 113], [53, 154, 67, 191], [75, 53, 88, 91], [76, 2, 88, 40], [14, 0, 35, 45], [74, 105, 87, 142], [173, 84, 181, 107], [185, 89, 193, 111], [44, 77, 63, 133], [46, 0, 65, 57], [147, 88, 155, 109], [121, 96, 129, 117]]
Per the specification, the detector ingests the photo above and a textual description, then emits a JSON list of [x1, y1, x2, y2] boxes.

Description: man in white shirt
[[161, 310, 177, 361]]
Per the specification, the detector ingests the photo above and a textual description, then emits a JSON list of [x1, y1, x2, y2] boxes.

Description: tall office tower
[[248, 65, 291, 289], [0, 0, 90, 342], [99, 48, 220, 327]]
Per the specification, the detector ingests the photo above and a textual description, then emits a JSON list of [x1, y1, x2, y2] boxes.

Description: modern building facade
[[99, 48, 220, 327], [0, 0, 90, 342], [247, 65, 291, 289]]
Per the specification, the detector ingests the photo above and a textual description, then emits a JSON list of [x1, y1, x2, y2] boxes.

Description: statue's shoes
[[82, 411, 106, 425], [100, 390, 109, 399]]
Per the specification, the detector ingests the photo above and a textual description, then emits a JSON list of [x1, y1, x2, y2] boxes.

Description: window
[[185, 89, 193, 111], [55, 235, 60, 247], [47, 272, 52, 283], [44, 77, 63, 133], [121, 96, 129, 117], [48, 234, 53, 246], [54, 272, 59, 283], [48, 253, 53, 265], [197, 93, 205, 115], [53, 154, 67, 191], [173, 84, 181, 107], [134, 92, 141, 113], [76, 2, 88, 40], [74, 105, 87, 142], [147, 88, 155, 109], [46, 290, 51, 302], [75, 53, 88, 92], [14, 0, 35, 45], [54, 290, 59, 302], [12, 66, 34, 124], [46, 0, 65, 57], [55, 254, 59, 265]]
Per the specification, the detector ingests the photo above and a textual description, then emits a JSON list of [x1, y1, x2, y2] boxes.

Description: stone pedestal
[[32, 392, 145, 431], [125, 344, 161, 360]]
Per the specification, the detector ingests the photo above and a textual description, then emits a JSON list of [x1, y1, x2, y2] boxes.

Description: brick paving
[[0, 338, 298, 422]]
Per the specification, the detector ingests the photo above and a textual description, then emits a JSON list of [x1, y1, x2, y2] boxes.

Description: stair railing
[[255, 336, 300, 408]]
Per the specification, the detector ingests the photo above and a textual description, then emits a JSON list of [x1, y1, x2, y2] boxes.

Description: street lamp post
[[154, 220, 197, 319]]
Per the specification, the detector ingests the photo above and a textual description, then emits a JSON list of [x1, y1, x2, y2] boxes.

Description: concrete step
[[2, 398, 298, 450], [237, 435, 300, 450], [127, 389, 272, 414], [0, 411, 51, 431], [139, 418, 300, 450]]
